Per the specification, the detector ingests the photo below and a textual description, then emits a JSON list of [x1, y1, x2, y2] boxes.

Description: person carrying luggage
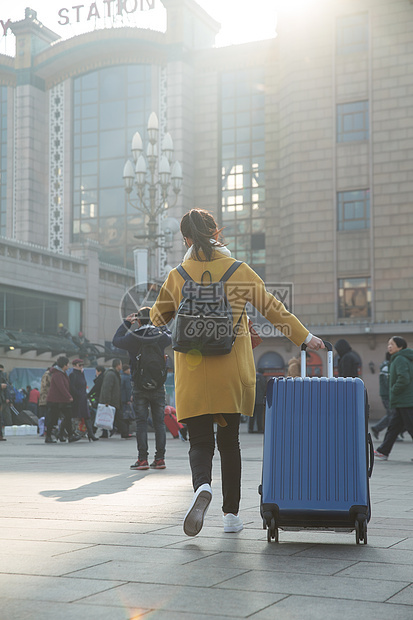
[[112, 308, 171, 469], [98, 359, 126, 439], [69, 359, 98, 442], [149, 208, 324, 537]]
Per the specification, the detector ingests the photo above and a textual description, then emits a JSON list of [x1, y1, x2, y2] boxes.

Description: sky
[[0, 0, 278, 55]]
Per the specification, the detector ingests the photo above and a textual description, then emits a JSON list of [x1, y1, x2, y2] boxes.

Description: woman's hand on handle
[[306, 336, 325, 351]]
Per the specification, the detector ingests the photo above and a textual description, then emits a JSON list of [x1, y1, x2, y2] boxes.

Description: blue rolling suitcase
[[260, 341, 374, 544]]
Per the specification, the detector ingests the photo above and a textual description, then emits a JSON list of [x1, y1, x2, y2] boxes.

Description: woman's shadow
[[39, 471, 148, 502]]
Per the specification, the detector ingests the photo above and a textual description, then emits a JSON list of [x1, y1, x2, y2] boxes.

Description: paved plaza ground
[[1, 424, 413, 619]]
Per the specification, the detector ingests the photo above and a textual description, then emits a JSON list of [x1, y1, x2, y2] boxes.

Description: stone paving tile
[[57, 544, 219, 566], [184, 551, 355, 575], [49, 528, 187, 547], [213, 570, 409, 602], [2, 432, 413, 618], [0, 553, 112, 577], [0, 599, 148, 620], [143, 611, 214, 619], [68, 560, 249, 587], [51, 530, 190, 547], [166, 537, 314, 556], [0, 574, 125, 603], [388, 584, 413, 605], [294, 544, 413, 565], [391, 539, 413, 551], [0, 539, 94, 557], [248, 595, 413, 619], [81, 583, 286, 617], [337, 560, 413, 581]]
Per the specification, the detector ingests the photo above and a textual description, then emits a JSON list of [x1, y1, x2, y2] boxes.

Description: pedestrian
[[98, 359, 126, 439], [69, 359, 98, 441], [112, 307, 171, 468], [0, 363, 8, 441], [334, 339, 360, 377], [39, 368, 52, 413], [371, 352, 396, 440], [27, 386, 40, 417], [120, 364, 134, 438], [87, 365, 106, 411], [150, 208, 324, 536], [45, 356, 80, 444], [248, 371, 267, 433], [375, 337, 413, 461]]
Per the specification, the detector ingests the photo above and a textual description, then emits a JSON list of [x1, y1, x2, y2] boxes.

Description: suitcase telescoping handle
[[300, 340, 334, 379]]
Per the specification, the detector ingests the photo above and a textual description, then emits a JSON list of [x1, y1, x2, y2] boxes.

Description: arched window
[[257, 351, 285, 377]]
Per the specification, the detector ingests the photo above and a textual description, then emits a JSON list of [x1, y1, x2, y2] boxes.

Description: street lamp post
[[123, 112, 183, 284]]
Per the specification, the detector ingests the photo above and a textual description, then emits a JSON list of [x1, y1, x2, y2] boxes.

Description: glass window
[[338, 277, 371, 318], [337, 13, 368, 55], [337, 101, 369, 142], [100, 100, 125, 130], [0, 285, 82, 335], [220, 68, 266, 279], [99, 130, 125, 159], [338, 189, 370, 231], [72, 65, 155, 267]]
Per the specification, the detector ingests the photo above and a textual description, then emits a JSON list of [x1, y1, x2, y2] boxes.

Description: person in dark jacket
[[69, 359, 98, 441], [248, 371, 267, 433], [120, 364, 134, 438], [371, 352, 396, 439], [45, 356, 80, 444], [112, 307, 171, 470], [375, 337, 413, 461], [98, 359, 126, 438], [87, 365, 105, 408], [334, 339, 360, 378]]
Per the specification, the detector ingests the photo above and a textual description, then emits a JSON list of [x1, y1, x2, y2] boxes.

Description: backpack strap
[[177, 260, 243, 283], [220, 260, 243, 282], [176, 264, 192, 281]]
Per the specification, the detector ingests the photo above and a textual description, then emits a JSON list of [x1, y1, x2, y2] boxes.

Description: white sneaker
[[223, 513, 243, 533], [183, 483, 212, 537]]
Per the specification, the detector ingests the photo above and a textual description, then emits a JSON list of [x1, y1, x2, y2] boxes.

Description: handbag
[[95, 404, 115, 430]]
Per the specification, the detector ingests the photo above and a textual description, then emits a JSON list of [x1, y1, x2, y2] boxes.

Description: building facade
[[1, 0, 413, 415]]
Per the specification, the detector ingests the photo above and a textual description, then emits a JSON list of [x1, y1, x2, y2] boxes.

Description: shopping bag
[[95, 404, 115, 430]]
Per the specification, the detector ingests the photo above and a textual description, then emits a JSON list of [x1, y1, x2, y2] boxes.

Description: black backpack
[[133, 328, 167, 391], [172, 260, 244, 356]]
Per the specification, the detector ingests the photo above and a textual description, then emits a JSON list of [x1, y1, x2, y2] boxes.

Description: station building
[[1, 0, 413, 415]]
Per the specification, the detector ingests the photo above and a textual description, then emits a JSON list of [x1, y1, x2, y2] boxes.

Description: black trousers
[[378, 407, 413, 456], [184, 413, 241, 515], [46, 403, 73, 439]]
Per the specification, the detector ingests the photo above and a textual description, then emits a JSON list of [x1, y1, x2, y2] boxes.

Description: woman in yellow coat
[[150, 209, 324, 537]]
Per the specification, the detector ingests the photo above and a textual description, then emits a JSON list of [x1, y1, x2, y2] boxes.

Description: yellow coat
[[150, 252, 309, 422]]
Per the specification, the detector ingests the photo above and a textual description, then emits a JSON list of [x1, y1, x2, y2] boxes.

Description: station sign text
[[58, 0, 155, 25]]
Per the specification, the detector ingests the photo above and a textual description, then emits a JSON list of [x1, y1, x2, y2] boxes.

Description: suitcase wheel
[[267, 518, 278, 543], [355, 519, 367, 545]]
